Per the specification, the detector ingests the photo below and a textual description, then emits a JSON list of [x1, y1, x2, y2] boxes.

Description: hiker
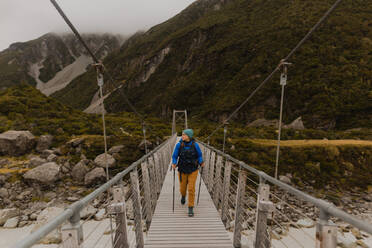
[[172, 129, 204, 217]]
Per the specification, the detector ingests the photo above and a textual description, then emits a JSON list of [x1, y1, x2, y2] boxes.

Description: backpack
[[178, 140, 198, 173]]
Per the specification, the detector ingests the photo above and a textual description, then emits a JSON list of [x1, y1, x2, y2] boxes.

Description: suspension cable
[[274, 63, 290, 179], [204, 0, 343, 141]]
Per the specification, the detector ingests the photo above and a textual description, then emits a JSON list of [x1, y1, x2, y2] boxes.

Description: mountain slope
[[0, 33, 122, 95], [55, 0, 371, 130]]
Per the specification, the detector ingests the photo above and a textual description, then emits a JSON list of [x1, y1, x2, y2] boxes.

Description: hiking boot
[[181, 196, 186, 205], [188, 207, 194, 217]]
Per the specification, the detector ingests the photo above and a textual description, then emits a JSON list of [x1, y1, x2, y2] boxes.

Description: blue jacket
[[172, 139, 203, 166]]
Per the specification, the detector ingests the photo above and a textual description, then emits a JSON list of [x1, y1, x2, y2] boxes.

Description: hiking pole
[[172, 167, 175, 213], [197, 166, 203, 205]]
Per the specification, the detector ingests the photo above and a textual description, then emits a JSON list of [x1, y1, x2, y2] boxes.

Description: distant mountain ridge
[[51, 0, 372, 130], [0, 33, 123, 95]]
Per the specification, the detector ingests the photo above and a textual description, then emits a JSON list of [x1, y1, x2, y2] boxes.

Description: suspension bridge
[[7, 0, 372, 247]]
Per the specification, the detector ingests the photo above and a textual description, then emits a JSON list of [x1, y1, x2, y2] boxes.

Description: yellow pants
[[179, 170, 199, 207]]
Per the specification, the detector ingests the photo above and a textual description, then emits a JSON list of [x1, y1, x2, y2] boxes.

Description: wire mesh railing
[[198, 140, 372, 248], [12, 134, 177, 248]]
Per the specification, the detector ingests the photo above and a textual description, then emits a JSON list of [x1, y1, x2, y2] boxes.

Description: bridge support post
[[213, 155, 223, 209], [61, 212, 83, 248], [316, 209, 337, 248], [141, 161, 153, 229], [221, 160, 232, 225], [254, 182, 273, 248], [148, 156, 157, 211], [203, 149, 210, 188], [233, 170, 247, 248], [208, 152, 216, 192], [107, 186, 129, 248], [130, 171, 144, 248], [153, 154, 162, 195]]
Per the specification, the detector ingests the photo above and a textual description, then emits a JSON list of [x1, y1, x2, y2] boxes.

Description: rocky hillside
[[53, 0, 372, 130], [0, 33, 123, 95]]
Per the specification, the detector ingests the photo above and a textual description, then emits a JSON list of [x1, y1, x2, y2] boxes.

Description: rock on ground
[[31, 207, 64, 244], [36, 135, 53, 152], [71, 161, 89, 181], [0, 130, 36, 156], [80, 205, 97, 219], [23, 162, 60, 184], [29, 157, 47, 167], [3, 217, 18, 228], [247, 118, 278, 128], [94, 153, 116, 168], [84, 168, 106, 186], [0, 208, 19, 226], [94, 209, 106, 221], [108, 145, 124, 154], [138, 140, 153, 151], [284, 116, 305, 130]]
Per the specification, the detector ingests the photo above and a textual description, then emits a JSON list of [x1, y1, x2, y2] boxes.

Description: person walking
[[172, 129, 204, 217]]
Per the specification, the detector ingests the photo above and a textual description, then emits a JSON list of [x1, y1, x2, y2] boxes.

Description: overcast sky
[[0, 0, 196, 51]]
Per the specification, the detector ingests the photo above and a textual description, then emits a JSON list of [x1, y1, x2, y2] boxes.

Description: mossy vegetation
[[0, 84, 171, 169]]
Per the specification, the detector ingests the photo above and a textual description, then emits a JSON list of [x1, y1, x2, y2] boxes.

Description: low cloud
[[0, 0, 195, 51]]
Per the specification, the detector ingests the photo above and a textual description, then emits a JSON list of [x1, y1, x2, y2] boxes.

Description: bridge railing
[[11, 134, 177, 248], [198, 140, 372, 248]]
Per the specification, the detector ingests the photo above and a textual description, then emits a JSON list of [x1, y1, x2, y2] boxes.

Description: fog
[[0, 0, 196, 51]]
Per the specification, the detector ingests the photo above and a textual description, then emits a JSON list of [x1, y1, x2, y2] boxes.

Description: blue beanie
[[183, 129, 194, 139]]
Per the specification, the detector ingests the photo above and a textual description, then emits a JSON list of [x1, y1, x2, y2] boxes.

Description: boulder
[[67, 138, 85, 147], [0, 175, 5, 186], [29, 157, 47, 167], [23, 162, 60, 184], [3, 216, 18, 228], [31, 207, 64, 244], [84, 168, 106, 186], [47, 154, 58, 162], [94, 209, 106, 221], [108, 145, 124, 154], [337, 231, 357, 248], [41, 149, 54, 159], [52, 148, 62, 156], [284, 117, 305, 130], [248, 119, 278, 128], [0, 208, 18, 225], [0, 188, 9, 198], [279, 175, 291, 184], [94, 153, 116, 168], [29, 201, 48, 213], [0, 130, 36, 156], [71, 161, 89, 181], [80, 205, 97, 219], [36, 135, 53, 152], [0, 158, 9, 166], [295, 219, 315, 228], [138, 140, 153, 151]]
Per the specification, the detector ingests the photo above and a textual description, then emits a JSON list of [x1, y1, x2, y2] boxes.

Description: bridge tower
[[171, 110, 188, 135]]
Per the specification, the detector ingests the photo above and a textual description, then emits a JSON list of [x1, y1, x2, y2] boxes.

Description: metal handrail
[[12, 134, 177, 248], [197, 139, 372, 235]]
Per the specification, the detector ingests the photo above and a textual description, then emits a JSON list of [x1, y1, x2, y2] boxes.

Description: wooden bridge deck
[[144, 166, 233, 248]]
